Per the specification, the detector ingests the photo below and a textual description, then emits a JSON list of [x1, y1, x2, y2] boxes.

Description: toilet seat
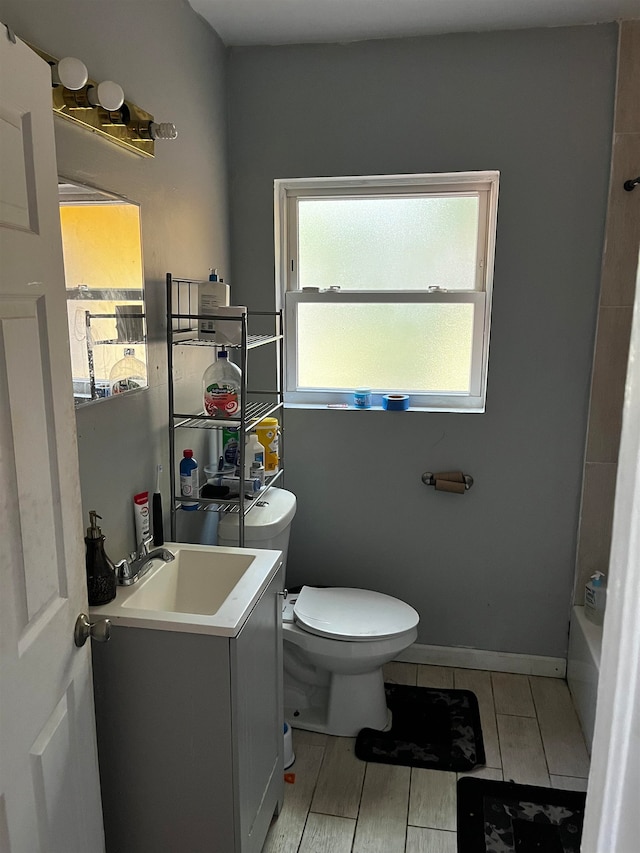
[[293, 586, 419, 641]]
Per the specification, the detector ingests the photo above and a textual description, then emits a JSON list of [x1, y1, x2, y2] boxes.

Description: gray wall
[[0, 1, 618, 659], [227, 26, 618, 657], [0, 0, 229, 558]]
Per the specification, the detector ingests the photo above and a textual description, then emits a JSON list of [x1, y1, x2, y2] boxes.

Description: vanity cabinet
[[91, 564, 284, 853]]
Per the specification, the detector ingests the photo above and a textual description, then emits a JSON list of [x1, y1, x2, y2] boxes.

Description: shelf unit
[[73, 309, 147, 402], [166, 274, 284, 546]]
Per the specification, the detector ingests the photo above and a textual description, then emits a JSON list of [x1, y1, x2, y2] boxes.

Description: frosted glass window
[[298, 196, 479, 291], [297, 303, 474, 393], [276, 171, 499, 410]]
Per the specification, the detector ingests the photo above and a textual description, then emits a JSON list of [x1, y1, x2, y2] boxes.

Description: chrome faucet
[[115, 536, 175, 586]]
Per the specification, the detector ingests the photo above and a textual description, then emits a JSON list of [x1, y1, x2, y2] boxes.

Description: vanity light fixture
[[31, 43, 177, 158]]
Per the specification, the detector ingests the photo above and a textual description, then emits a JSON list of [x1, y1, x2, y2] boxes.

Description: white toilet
[[217, 488, 420, 737]]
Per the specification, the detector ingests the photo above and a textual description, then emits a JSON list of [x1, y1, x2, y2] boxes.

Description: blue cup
[[354, 388, 372, 409]]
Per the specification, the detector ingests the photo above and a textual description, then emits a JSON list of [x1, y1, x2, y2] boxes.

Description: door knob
[[74, 613, 111, 647]]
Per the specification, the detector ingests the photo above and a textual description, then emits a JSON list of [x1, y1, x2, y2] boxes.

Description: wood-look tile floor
[[262, 662, 590, 853]]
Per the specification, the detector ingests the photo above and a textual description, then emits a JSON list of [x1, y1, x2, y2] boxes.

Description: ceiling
[[188, 0, 640, 47]]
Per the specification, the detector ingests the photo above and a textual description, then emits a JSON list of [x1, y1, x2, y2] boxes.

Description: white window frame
[[274, 171, 500, 412]]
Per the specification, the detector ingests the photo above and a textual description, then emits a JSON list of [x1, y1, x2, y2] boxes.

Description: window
[[59, 181, 147, 406], [275, 172, 499, 411]]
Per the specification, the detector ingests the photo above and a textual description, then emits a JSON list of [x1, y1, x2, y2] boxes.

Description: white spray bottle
[[584, 571, 606, 625]]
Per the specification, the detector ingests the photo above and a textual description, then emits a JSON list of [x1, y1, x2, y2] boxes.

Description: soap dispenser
[[85, 510, 117, 605]]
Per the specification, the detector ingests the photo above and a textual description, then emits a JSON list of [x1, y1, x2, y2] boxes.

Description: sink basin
[[122, 548, 255, 615], [90, 542, 282, 637]]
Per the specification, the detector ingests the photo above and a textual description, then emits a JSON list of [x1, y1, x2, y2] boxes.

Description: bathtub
[[567, 605, 602, 753]]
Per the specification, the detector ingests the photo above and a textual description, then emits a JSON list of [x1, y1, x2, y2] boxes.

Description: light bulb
[[87, 81, 125, 111], [127, 120, 178, 141], [150, 122, 178, 140], [53, 57, 88, 90]]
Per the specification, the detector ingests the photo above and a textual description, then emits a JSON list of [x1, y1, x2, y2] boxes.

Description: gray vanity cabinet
[[91, 565, 284, 853]]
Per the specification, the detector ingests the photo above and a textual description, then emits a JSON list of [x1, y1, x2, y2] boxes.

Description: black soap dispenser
[[85, 510, 117, 606]]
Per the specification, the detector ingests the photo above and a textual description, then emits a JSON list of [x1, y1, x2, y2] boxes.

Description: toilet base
[[285, 667, 392, 737]]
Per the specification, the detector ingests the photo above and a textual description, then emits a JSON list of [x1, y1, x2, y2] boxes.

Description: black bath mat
[[457, 777, 587, 853], [354, 683, 485, 772]]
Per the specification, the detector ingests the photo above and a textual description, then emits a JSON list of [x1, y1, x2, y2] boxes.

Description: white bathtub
[[567, 605, 602, 753]]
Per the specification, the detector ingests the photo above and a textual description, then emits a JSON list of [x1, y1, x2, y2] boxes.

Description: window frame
[[274, 171, 500, 412]]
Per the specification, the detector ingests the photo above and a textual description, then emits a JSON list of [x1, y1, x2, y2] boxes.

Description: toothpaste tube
[[133, 491, 150, 543]]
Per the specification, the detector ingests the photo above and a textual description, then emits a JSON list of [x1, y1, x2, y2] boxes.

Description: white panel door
[[0, 26, 105, 853]]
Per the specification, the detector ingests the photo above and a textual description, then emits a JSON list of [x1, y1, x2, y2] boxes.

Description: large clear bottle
[[203, 347, 242, 418], [109, 347, 147, 395]]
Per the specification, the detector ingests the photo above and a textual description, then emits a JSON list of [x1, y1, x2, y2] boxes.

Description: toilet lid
[[293, 586, 419, 641]]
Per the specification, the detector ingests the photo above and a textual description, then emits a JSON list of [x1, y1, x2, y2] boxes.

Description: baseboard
[[396, 642, 566, 678]]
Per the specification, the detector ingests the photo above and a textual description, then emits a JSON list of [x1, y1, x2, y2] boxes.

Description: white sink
[[90, 542, 282, 637], [122, 548, 255, 615]]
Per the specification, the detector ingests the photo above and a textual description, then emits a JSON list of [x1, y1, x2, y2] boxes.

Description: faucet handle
[[136, 536, 154, 560], [115, 557, 132, 584]]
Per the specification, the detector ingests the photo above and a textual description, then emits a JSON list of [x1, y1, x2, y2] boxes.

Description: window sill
[[283, 402, 486, 414]]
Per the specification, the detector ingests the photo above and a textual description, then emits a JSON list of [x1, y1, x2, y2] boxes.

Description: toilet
[[217, 488, 419, 737]]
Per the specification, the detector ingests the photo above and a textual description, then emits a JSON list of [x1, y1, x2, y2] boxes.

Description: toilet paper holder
[[422, 471, 474, 490]]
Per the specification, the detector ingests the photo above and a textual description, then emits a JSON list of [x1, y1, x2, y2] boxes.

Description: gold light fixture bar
[[31, 44, 156, 158]]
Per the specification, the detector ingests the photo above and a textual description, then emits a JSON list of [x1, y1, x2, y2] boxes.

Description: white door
[[0, 26, 105, 853]]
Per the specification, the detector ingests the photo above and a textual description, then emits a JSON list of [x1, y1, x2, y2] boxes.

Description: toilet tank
[[217, 488, 297, 566]]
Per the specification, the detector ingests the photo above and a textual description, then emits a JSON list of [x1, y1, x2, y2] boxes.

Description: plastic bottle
[[585, 571, 607, 625], [222, 426, 240, 470], [250, 461, 265, 488], [109, 347, 147, 395], [203, 348, 242, 418], [198, 268, 231, 338], [84, 510, 116, 605], [244, 432, 265, 478], [180, 449, 198, 510], [254, 417, 279, 473]]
